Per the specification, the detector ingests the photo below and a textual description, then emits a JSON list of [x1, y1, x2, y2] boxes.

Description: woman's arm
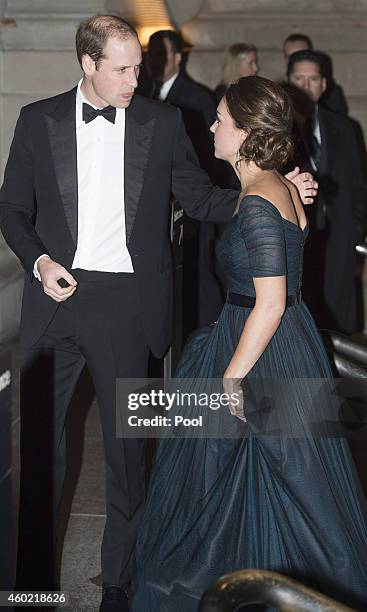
[[224, 275, 286, 380]]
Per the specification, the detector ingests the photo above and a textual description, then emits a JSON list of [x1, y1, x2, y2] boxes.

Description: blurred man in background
[[287, 49, 367, 333], [283, 32, 348, 115], [147, 30, 225, 331]]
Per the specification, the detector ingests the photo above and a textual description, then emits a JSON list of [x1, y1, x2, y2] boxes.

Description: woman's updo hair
[[225, 75, 294, 170]]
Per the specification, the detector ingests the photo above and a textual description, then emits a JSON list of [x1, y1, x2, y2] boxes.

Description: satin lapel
[[45, 89, 78, 245], [125, 103, 155, 243]]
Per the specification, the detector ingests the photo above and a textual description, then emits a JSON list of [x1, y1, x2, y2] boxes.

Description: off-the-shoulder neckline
[[240, 194, 308, 234]]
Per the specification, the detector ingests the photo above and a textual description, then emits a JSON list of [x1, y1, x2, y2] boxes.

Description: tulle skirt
[[133, 302, 367, 611]]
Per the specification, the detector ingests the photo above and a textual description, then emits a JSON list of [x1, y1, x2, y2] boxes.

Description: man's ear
[[321, 77, 327, 93], [82, 54, 96, 76], [175, 52, 182, 69]]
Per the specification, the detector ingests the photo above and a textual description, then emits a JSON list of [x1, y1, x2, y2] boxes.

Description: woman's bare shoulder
[[245, 175, 304, 225]]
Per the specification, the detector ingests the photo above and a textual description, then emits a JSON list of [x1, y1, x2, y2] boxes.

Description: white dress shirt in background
[[159, 72, 179, 101]]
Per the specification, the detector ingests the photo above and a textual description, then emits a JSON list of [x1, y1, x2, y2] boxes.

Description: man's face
[[283, 39, 310, 62], [288, 60, 326, 103], [237, 52, 259, 78], [82, 35, 142, 108], [162, 38, 181, 82]]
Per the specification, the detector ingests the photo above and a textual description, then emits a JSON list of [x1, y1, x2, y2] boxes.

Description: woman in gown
[[133, 76, 367, 611]]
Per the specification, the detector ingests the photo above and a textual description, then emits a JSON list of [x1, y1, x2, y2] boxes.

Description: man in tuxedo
[[287, 49, 367, 333], [0, 15, 317, 612]]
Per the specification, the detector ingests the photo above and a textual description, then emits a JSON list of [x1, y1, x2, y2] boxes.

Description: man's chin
[[115, 94, 135, 109]]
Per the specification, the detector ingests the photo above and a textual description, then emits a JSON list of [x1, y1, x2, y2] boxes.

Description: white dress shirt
[[159, 72, 179, 101], [314, 106, 321, 146], [34, 79, 133, 278], [309, 106, 322, 172]]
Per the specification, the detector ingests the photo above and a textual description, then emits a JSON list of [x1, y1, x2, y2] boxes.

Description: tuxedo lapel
[[125, 99, 155, 243], [45, 88, 78, 245], [45, 90, 155, 247]]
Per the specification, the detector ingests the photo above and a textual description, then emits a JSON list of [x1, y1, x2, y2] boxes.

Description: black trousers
[[16, 270, 149, 590]]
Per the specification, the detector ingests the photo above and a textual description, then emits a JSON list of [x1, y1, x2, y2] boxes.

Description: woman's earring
[[235, 150, 241, 172]]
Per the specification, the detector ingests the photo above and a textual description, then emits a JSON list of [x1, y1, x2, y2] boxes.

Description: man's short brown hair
[[76, 15, 138, 69]]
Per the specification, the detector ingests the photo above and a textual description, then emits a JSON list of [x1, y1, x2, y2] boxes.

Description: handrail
[[199, 569, 357, 612], [320, 330, 367, 378], [332, 353, 367, 378], [322, 331, 367, 366]]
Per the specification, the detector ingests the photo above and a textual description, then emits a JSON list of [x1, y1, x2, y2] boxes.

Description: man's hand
[[286, 166, 318, 205], [38, 257, 77, 303]]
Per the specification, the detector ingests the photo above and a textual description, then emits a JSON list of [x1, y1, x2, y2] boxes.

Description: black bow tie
[[82, 102, 116, 124]]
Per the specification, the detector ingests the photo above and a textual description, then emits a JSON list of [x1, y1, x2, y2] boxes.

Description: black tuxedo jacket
[[0, 88, 237, 356]]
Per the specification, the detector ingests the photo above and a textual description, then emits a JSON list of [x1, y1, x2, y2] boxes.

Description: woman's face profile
[[210, 98, 244, 164]]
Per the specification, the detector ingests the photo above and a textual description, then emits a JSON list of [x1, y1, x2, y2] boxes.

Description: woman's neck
[[234, 160, 274, 192]]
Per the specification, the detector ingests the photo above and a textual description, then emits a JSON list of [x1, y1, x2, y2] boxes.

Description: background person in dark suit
[[283, 33, 348, 115], [0, 15, 239, 612], [147, 29, 225, 331], [287, 49, 367, 334], [147, 30, 216, 166]]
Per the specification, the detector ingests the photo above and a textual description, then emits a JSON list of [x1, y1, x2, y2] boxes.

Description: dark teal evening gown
[[133, 196, 367, 611]]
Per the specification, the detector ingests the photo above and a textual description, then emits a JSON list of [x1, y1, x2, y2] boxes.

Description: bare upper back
[[245, 173, 307, 231]]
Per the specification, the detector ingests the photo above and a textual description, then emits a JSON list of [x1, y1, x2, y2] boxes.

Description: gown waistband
[[226, 291, 302, 308]]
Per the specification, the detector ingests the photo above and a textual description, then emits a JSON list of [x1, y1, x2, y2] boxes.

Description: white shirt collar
[[76, 78, 124, 127], [159, 71, 179, 101], [314, 105, 321, 144]]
